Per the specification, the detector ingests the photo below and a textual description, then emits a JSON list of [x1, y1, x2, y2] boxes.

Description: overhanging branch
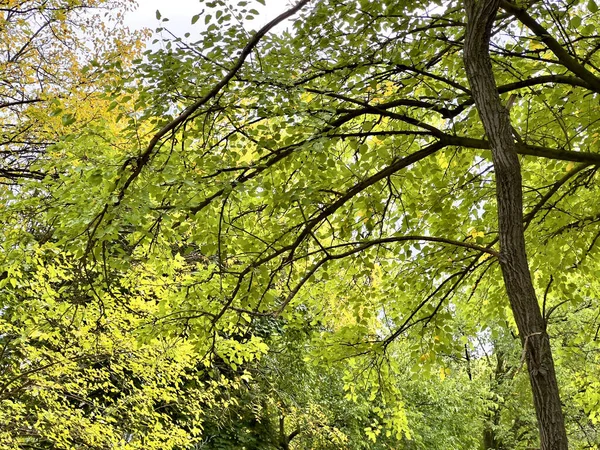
[[501, 0, 600, 93]]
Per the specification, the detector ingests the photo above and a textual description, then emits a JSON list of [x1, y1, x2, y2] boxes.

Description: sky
[[123, 0, 293, 44]]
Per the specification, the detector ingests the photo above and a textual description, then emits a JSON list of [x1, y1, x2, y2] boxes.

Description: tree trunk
[[483, 351, 506, 450], [462, 2, 569, 449]]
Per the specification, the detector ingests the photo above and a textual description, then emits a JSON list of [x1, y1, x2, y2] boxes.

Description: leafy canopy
[[2, 0, 600, 448]]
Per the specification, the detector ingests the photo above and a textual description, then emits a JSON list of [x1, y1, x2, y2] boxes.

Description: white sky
[[124, 0, 294, 44]]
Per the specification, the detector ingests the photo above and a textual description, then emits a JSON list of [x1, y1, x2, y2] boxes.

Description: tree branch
[[501, 0, 600, 93], [114, 0, 313, 205]]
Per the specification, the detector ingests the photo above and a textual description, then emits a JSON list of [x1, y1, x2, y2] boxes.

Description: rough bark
[[462, 1, 569, 449]]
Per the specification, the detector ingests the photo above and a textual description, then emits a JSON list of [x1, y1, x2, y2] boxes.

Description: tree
[[103, 0, 599, 445], [3, 0, 600, 448], [0, 0, 142, 182], [463, 1, 568, 448]]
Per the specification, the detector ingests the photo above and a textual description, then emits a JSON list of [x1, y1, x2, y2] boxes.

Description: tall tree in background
[[0, 0, 141, 181], [2, 0, 600, 448]]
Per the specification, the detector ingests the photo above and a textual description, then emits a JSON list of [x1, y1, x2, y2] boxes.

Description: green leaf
[[61, 113, 75, 126]]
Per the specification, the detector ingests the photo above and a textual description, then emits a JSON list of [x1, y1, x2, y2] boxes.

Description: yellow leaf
[[469, 228, 484, 239], [530, 40, 545, 51]]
